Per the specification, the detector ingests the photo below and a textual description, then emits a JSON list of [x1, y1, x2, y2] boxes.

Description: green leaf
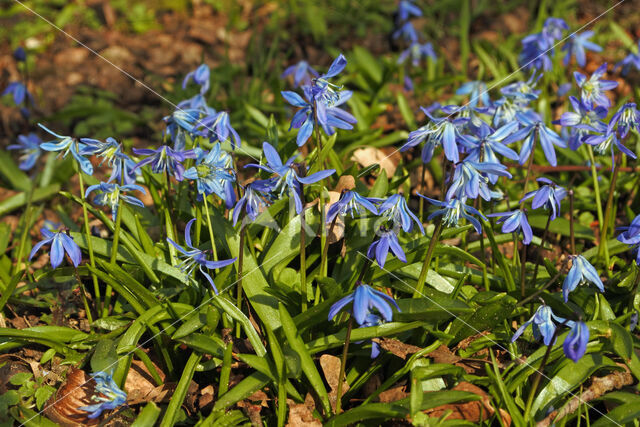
[[34, 385, 56, 410], [160, 352, 201, 427], [213, 371, 270, 412], [91, 339, 119, 374], [132, 402, 162, 427], [326, 402, 408, 426], [394, 298, 472, 323], [396, 92, 416, 129], [9, 372, 33, 386], [0, 150, 31, 191], [448, 293, 517, 343], [177, 333, 225, 358], [213, 297, 266, 357], [0, 184, 60, 217], [353, 46, 382, 85], [591, 402, 640, 427]]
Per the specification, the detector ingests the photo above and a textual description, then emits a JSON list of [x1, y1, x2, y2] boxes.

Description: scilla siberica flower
[[397, 42, 437, 68], [562, 31, 602, 67], [281, 60, 319, 87], [562, 255, 604, 302], [8, 133, 41, 171], [608, 103, 640, 140], [396, 0, 422, 22], [520, 177, 566, 220], [30, 227, 81, 269], [2, 81, 32, 106], [583, 129, 637, 168], [182, 64, 210, 95], [418, 195, 486, 234], [163, 108, 201, 151], [378, 194, 424, 234], [85, 182, 146, 220], [133, 145, 196, 181], [167, 219, 236, 294], [232, 179, 275, 226], [456, 80, 490, 108], [402, 107, 468, 163], [246, 142, 335, 214], [511, 304, 567, 346], [392, 21, 419, 43], [616, 40, 640, 75], [460, 122, 520, 179], [446, 160, 511, 202], [14, 46, 26, 62], [38, 123, 93, 175], [367, 227, 406, 268], [504, 111, 567, 167], [80, 137, 139, 185], [574, 64, 617, 108], [326, 190, 380, 224], [617, 215, 640, 263], [488, 210, 533, 245], [78, 371, 127, 419], [197, 111, 242, 150], [555, 96, 607, 150], [183, 144, 236, 205], [564, 321, 589, 362]]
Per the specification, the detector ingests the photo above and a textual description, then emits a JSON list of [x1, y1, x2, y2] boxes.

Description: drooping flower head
[[520, 177, 566, 220], [38, 123, 93, 175], [446, 160, 511, 202], [608, 103, 640, 140], [396, 0, 422, 23], [563, 321, 589, 362], [232, 179, 275, 226], [246, 142, 335, 214], [78, 371, 127, 419], [8, 133, 41, 171], [555, 96, 608, 150], [418, 195, 486, 234], [182, 64, 210, 95], [402, 106, 468, 163], [367, 227, 406, 268], [398, 42, 437, 68], [80, 137, 139, 184], [13, 46, 26, 62], [616, 40, 640, 75], [133, 145, 196, 181], [487, 209, 533, 245], [163, 108, 201, 150], [563, 31, 602, 67], [2, 81, 32, 106], [85, 182, 146, 220], [512, 304, 567, 346], [183, 144, 236, 205], [456, 80, 490, 108], [281, 60, 319, 87], [167, 219, 236, 294], [562, 255, 604, 302], [378, 194, 424, 234], [617, 215, 640, 264], [460, 122, 519, 176], [328, 284, 400, 326], [326, 190, 380, 224], [29, 227, 82, 269], [197, 111, 242, 150], [504, 111, 567, 167]]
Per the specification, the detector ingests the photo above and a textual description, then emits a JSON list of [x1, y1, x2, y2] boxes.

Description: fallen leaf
[[319, 354, 349, 411], [44, 368, 99, 426], [286, 394, 322, 427], [374, 337, 421, 360], [351, 147, 398, 176]]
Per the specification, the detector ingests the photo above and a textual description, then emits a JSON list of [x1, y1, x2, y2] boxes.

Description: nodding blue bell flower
[[519, 177, 566, 220], [608, 103, 640, 140], [402, 107, 468, 163], [13, 46, 26, 62], [583, 129, 637, 169], [396, 0, 422, 22], [328, 284, 400, 326], [8, 133, 41, 171], [197, 111, 242, 150], [618, 215, 640, 264], [133, 145, 196, 181], [29, 227, 82, 269], [80, 137, 139, 185], [397, 42, 437, 68], [460, 122, 519, 179], [281, 60, 319, 87], [183, 144, 236, 203], [563, 321, 589, 362], [311, 54, 348, 109], [38, 123, 93, 175], [182, 64, 210, 95], [456, 80, 490, 108], [167, 219, 236, 294], [418, 195, 486, 234], [574, 63, 617, 108], [367, 227, 406, 268], [519, 32, 553, 72], [500, 72, 542, 104], [542, 17, 568, 42], [163, 107, 201, 150], [487, 210, 533, 245], [555, 96, 608, 150], [245, 142, 335, 214], [361, 314, 383, 358], [616, 41, 640, 76], [446, 160, 511, 202], [378, 194, 424, 234], [512, 304, 568, 346], [326, 191, 380, 224], [504, 111, 567, 167], [78, 371, 127, 419], [392, 21, 419, 43], [2, 81, 32, 106], [85, 182, 146, 221], [562, 255, 604, 302], [232, 179, 275, 226], [562, 31, 602, 67]]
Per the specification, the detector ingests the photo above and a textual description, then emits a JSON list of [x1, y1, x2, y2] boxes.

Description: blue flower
[[397, 42, 436, 68], [281, 60, 319, 87], [167, 218, 236, 293], [133, 145, 196, 181], [367, 228, 406, 267], [80, 137, 139, 184], [396, 0, 422, 22], [616, 41, 640, 75], [328, 284, 400, 326], [574, 64, 618, 108], [617, 215, 640, 264], [520, 177, 566, 220], [456, 81, 489, 108], [2, 82, 32, 106], [163, 108, 202, 150], [555, 96, 608, 150], [29, 227, 81, 269], [490, 97, 523, 128], [446, 160, 511, 201], [246, 142, 335, 214], [392, 21, 419, 43], [402, 107, 468, 163], [183, 144, 236, 203], [542, 17, 568, 41], [512, 304, 567, 346], [563, 31, 602, 67], [500, 73, 541, 104], [8, 133, 41, 171], [562, 255, 604, 302], [182, 64, 210, 95], [361, 314, 383, 358], [418, 195, 486, 234], [85, 182, 146, 220], [608, 103, 640, 140], [583, 129, 637, 167], [461, 122, 519, 176], [519, 33, 553, 71], [504, 111, 567, 167], [197, 111, 241, 150], [232, 179, 275, 226], [378, 194, 423, 234], [326, 191, 380, 224], [14, 46, 26, 62], [311, 54, 348, 108], [38, 123, 93, 175], [78, 371, 127, 419], [563, 321, 589, 362], [488, 210, 533, 245]]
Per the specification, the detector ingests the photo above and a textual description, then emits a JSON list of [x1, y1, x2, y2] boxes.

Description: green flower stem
[[627, 264, 640, 326], [335, 316, 353, 415], [586, 146, 606, 259], [300, 207, 308, 312], [519, 242, 528, 299], [235, 223, 246, 338], [104, 192, 124, 318], [74, 268, 93, 327], [321, 214, 338, 282], [598, 155, 620, 274], [569, 189, 576, 254], [164, 169, 178, 265], [419, 166, 427, 221], [13, 187, 35, 276], [218, 336, 234, 398], [76, 158, 101, 313], [523, 326, 561, 421], [277, 355, 287, 427], [413, 220, 443, 298], [531, 211, 552, 286], [202, 194, 219, 264]]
